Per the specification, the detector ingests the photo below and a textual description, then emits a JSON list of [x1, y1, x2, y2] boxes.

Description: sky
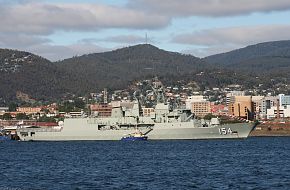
[[1, 0, 290, 61]]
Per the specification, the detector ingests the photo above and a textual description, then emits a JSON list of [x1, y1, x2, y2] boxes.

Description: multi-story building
[[228, 96, 253, 120], [263, 94, 290, 119], [90, 104, 112, 117], [186, 96, 210, 117], [142, 108, 155, 117], [279, 94, 290, 106], [258, 96, 278, 119], [267, 105, 290, 119], [191, 101, 211, 117], [226, 91, 245, 106], [251, 96, 264, 119], [185, 96, 206, 109]]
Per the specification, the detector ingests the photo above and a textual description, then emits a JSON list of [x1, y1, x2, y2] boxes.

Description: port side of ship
[[16, 101, 256, 141], [16, 120, 255, 141]]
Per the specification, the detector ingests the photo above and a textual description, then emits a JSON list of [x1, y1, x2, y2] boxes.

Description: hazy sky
[[1, 0, 290, 61]]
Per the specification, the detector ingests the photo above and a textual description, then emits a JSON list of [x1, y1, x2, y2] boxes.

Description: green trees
[[16, 113, 29, 120], [2, 113, 12, 120], [74, 99, 85, 109], [8, 102, 17, 111], [203, 113, 214, 120], [58, 99, 86, 112], [38, 116, 56, 123]]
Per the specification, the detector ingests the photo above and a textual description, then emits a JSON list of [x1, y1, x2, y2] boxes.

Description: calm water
[[1, 137, 290, 190]]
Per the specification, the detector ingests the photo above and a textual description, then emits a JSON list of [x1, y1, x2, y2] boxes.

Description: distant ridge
[[56, 44, 204, 93], [204, 40, 290, 65], [1, 41, 290, 102], [0, 44, 205, 102]]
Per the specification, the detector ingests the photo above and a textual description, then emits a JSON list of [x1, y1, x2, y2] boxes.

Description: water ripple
[[0, 137, 290, 189]]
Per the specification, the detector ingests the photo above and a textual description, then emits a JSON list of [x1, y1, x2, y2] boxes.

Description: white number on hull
[[219, 128, 232, 135]]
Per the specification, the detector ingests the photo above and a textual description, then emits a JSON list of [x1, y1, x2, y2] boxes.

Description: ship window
[[30, 132, 35, 136]]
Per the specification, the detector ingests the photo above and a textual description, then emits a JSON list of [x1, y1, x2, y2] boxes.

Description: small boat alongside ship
[[0, 135, 11, 141], [121, 131, 148, 141], [0, 129, 12, 141]]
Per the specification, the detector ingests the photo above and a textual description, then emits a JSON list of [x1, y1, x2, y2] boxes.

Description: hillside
[[0, 49, 79, 102], [1, 41, 290, 103], [56, 44, 205, 92], [0, 45, 205, 102], [203, 41, 290, 87], [204, 40, 290, 66]]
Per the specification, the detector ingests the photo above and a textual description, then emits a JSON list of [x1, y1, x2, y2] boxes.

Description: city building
[[279, 94, 290, 106], [16, 107, 42, 115], [228, 96, 253, 119], [258, 96, 278, 119], [251, 96, 265, 119], [142, 108, 155, 117], [267, 105, 290, 119], [263, 94, 290, 119], [90, 104, 112, 117], [186, 96, 210, 117], [191, 101, 211, 117], [226, 91, 245, 105]]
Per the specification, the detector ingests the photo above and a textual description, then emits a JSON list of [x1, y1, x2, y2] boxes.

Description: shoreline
[[250, 128, 290, 137]]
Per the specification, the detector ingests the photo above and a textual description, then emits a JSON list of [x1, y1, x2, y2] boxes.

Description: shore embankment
[[250, 121, 290, 136]]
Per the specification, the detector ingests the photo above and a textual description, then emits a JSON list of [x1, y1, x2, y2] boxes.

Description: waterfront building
[[226, 91, 245, 105], [263, 94, 290, 119], [90, 104, 112, 117], [185, 96, 210, 117], [252, 96, 265, 119], [279, 94, 290, 106], [267, 105, 290, 119], [258, 96, 278, 119], [228, 96, 253, 120]]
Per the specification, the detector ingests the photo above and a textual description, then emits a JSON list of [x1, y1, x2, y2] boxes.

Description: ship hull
[[121, 136, 148, 141], [16, 118, 256, 141]]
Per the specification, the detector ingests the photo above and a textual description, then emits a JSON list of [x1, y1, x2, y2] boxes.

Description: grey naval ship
[[17, 100, 257, 141]]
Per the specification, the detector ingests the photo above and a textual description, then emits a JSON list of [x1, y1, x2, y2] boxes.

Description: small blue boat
[[0, 135, 11, 141], [121, 131, 148, 141]]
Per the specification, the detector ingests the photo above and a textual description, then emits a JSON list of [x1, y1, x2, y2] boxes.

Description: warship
[[16, 99, 257, 141]]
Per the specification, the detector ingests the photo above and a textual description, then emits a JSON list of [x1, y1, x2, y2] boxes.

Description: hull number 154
[[219, 128, 232, 135]]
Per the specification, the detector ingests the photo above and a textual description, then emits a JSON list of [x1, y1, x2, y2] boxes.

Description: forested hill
[[0, 45, 205, 102], [0, 49, 58, 102], [204, 40, 290, 66], [1, 41, 290, 103], [55, 44, 205, 92]]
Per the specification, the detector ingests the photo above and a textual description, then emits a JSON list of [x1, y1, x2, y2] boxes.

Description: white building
[[258, 96, 277, 119], [185, 96, 210, 117], [185, 96, 207, 109], [251, 96, 264, 119], [267, 105, 290, 119], [279, 94, 290, 106], [0, 107, 9, 114]]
